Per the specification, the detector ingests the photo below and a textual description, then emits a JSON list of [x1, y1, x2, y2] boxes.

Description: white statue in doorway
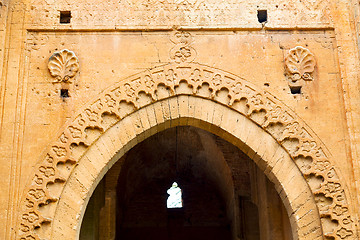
[[167, 182, 183, 208]]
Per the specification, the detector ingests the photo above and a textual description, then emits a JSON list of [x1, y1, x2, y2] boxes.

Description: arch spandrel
[[18, 63, 356, 240]]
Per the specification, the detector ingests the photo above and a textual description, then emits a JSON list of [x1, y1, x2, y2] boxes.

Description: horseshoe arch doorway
[[79, 126, 292, 240]]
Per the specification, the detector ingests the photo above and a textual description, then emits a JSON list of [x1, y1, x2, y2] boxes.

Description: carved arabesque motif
[[18, 63, 355, 240], [170, 31, 196, 63], [48, 49, 79, 83]]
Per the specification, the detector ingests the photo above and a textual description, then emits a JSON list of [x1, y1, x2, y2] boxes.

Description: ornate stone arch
[[18, 63, 356, 240]]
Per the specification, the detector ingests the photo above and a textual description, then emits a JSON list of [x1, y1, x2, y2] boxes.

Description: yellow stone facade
[[1, 0, 360, 239]]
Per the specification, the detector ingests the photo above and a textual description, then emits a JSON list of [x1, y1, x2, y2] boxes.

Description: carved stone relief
[[48, 49, 79, 83], [285, 46, 316, 93], [169, 31, 196, 63], [18, 62, 355, 240]]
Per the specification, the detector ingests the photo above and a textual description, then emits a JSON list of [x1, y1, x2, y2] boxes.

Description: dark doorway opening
[[80, 126, 292, 240]]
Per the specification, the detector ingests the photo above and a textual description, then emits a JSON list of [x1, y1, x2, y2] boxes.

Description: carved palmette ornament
[[285, 46, 316, 84], [48, 49, 79, 83]]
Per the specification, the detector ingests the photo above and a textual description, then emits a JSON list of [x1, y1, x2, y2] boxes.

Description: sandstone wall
[[0, 0, 359, 239]]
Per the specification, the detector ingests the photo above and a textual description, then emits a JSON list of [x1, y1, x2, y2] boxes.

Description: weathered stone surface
[[0, 0, 359, 239]]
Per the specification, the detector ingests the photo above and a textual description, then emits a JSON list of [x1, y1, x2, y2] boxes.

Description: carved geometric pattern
[[18, 63, 355, 240], [48, 49, 79, 83], [301, 0, 327, 10]]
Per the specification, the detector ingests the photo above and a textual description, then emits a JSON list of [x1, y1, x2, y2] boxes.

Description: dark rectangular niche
[[60, 11, 71, 24], [290, 86, 301, 95], [257, 10, 267, 23], [61, 89, 69, 98]]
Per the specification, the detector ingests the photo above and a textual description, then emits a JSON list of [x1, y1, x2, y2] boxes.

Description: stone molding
[[18, 62, 356, 240]]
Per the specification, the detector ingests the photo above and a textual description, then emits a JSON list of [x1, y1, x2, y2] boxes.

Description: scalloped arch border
[[18, 63, 355, 240]]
